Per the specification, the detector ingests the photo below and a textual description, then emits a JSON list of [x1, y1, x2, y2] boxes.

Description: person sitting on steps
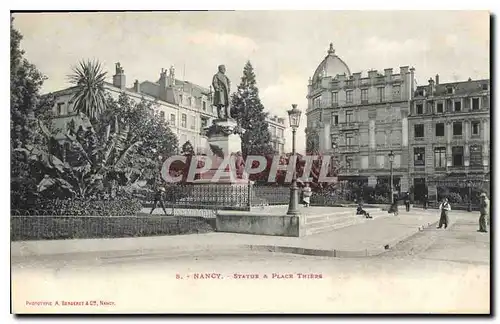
[[356, 200, 372, 219]]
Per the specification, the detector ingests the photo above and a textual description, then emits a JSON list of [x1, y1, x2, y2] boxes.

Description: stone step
[[304, 210, 389, 236], [305, 210, 387, 224]]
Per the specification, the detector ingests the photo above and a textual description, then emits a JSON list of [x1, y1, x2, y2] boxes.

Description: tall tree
[[10, 17, 54, 207], [230, 61, 275, 157], [68, 60, 107, 122]]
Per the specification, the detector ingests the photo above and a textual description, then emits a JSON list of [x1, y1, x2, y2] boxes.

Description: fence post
[[247, 179, 251, 208]]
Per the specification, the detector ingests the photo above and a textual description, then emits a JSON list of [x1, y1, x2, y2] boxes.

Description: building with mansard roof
[[409, 76, 490, 202], [306, 43, 414, 194]]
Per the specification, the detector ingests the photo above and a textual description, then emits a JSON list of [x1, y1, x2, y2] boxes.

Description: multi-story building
[[266, 115, 286, 154], [49, 63, 285, 154], [408, 76, 491, 201], [306, 43, 414, 192]]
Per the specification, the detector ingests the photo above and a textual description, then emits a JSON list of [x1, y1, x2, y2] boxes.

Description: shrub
[[374, 195, 390, 204], [11, 215, 214, 241], [14, 198, 143, 216], [447, 192, 463, 204]]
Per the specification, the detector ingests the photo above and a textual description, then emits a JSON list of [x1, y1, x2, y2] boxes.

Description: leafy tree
[[230, 61, 275, 157], [11, 17, 54, 207], [68, 60, 107, 122], [181, 141, 195, 155]]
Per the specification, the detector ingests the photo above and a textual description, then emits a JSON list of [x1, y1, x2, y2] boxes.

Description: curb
[[243, 219, 440, 259]]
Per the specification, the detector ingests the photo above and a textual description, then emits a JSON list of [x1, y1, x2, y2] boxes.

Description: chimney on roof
[[428, 77, 435, 96], [435, 74, 439, 85], [113, 62, 126, 90], [159, 68, 168, 101], [134, 80, 140, 93], [468, 77, 472, 82], [168, 65, 176, 87]]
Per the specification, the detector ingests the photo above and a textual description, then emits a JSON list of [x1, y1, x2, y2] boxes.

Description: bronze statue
[[212, 65, 231, 119]]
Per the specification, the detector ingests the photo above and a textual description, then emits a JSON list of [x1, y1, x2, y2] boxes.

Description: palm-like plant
[[68, 60, 107, 121]]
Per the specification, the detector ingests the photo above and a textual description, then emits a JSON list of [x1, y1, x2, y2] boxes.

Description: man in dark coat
[[212, 64, 231, 119], [150, 178, 168, 215], [437, 197, 451, 229]]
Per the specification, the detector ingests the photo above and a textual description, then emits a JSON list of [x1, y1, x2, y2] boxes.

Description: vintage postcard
[[10, 10, 490, 314]]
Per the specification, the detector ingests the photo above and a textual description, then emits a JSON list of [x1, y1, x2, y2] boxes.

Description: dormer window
[[482, 83, 489, 91], [446, 87, 454, 94]]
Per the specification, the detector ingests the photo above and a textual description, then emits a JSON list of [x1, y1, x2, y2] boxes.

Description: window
[[435, 123, 444, 137], [482, 96, 489, 108], [191, 115, 196, 130], [209, 104, 213, 113], [188, 97, 192, 107], [270, 126, 276, 137], [202, 101, 206, 111], [345, 111, 353, 123], [346, 90, 353, 103], [57, 102, 64, 115], [332, 114, 339, 125], [434, 147, 446, 168], [179, 94, 183, 104], [345, 156, 353, 170], [200, 117, 208, 129], [472, 121, 480, 136], [332, 92, 338, 104], [313, 96, 322, 108], [170, 114, 176, 126], [470, 145, 482, 166], [393, 85, 401, 99], [482, 83, 488, 91], [345, 133, 353, 146], [278, 128, 284, 138], [452, 146, 464, 166], [160, 111, 165, 121], [416, 104, 423, 115], [472, 98, 479, 110], [447, 87, 453, 94], [414, 124, 424, 138], [181, 114, 187, 128], [453, 122, 462, 136], [361, 89, 368, 103], [454, 100, 461, 112], [377, 87, 385, 102], [414, 147, 425, 166], [436, 102, 444, 113]]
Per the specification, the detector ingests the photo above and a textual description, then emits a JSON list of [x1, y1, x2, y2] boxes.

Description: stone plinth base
[[216, 214, 303, 237]]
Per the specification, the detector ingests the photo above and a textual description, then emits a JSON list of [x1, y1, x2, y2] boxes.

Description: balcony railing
[[338, 122, 360, 131]]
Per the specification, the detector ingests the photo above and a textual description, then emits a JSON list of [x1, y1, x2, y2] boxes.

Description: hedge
[[11, 215, 214, 241], [12, 198, 143, 216]]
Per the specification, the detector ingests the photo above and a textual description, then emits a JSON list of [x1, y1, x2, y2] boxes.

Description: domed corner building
[[305, 42, 415, 199]]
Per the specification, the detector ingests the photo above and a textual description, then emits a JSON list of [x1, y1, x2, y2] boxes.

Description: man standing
[[212, 64, 231, 119], [404, 192, 411, 212], [150, 178, 168, 215], [437, 197, 451, 229], [478, 193, 489, 233]]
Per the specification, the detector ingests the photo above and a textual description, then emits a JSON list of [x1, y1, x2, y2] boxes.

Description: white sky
[[12, 11, 490, 153]]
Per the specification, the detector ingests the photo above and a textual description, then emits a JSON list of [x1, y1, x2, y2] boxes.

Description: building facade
[[266, 115, 286, 154], [408, 77, 491, 201], [306, 43, 414, 193], [49, 63, 285, 154]]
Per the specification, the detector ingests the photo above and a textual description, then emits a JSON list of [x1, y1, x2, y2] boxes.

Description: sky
[[12, 11, 490, 153]]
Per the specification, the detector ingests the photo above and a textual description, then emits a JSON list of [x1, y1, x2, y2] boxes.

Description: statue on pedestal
[[212, 65, 231, 119]]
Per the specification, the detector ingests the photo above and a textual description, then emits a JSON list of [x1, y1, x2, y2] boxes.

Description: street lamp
[[388, 150, 395, 204], [467, 180, 472, 212], [287, 104, 302, 216]]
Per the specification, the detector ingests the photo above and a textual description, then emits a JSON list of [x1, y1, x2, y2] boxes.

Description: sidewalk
[[11, 208, 453, 259]]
